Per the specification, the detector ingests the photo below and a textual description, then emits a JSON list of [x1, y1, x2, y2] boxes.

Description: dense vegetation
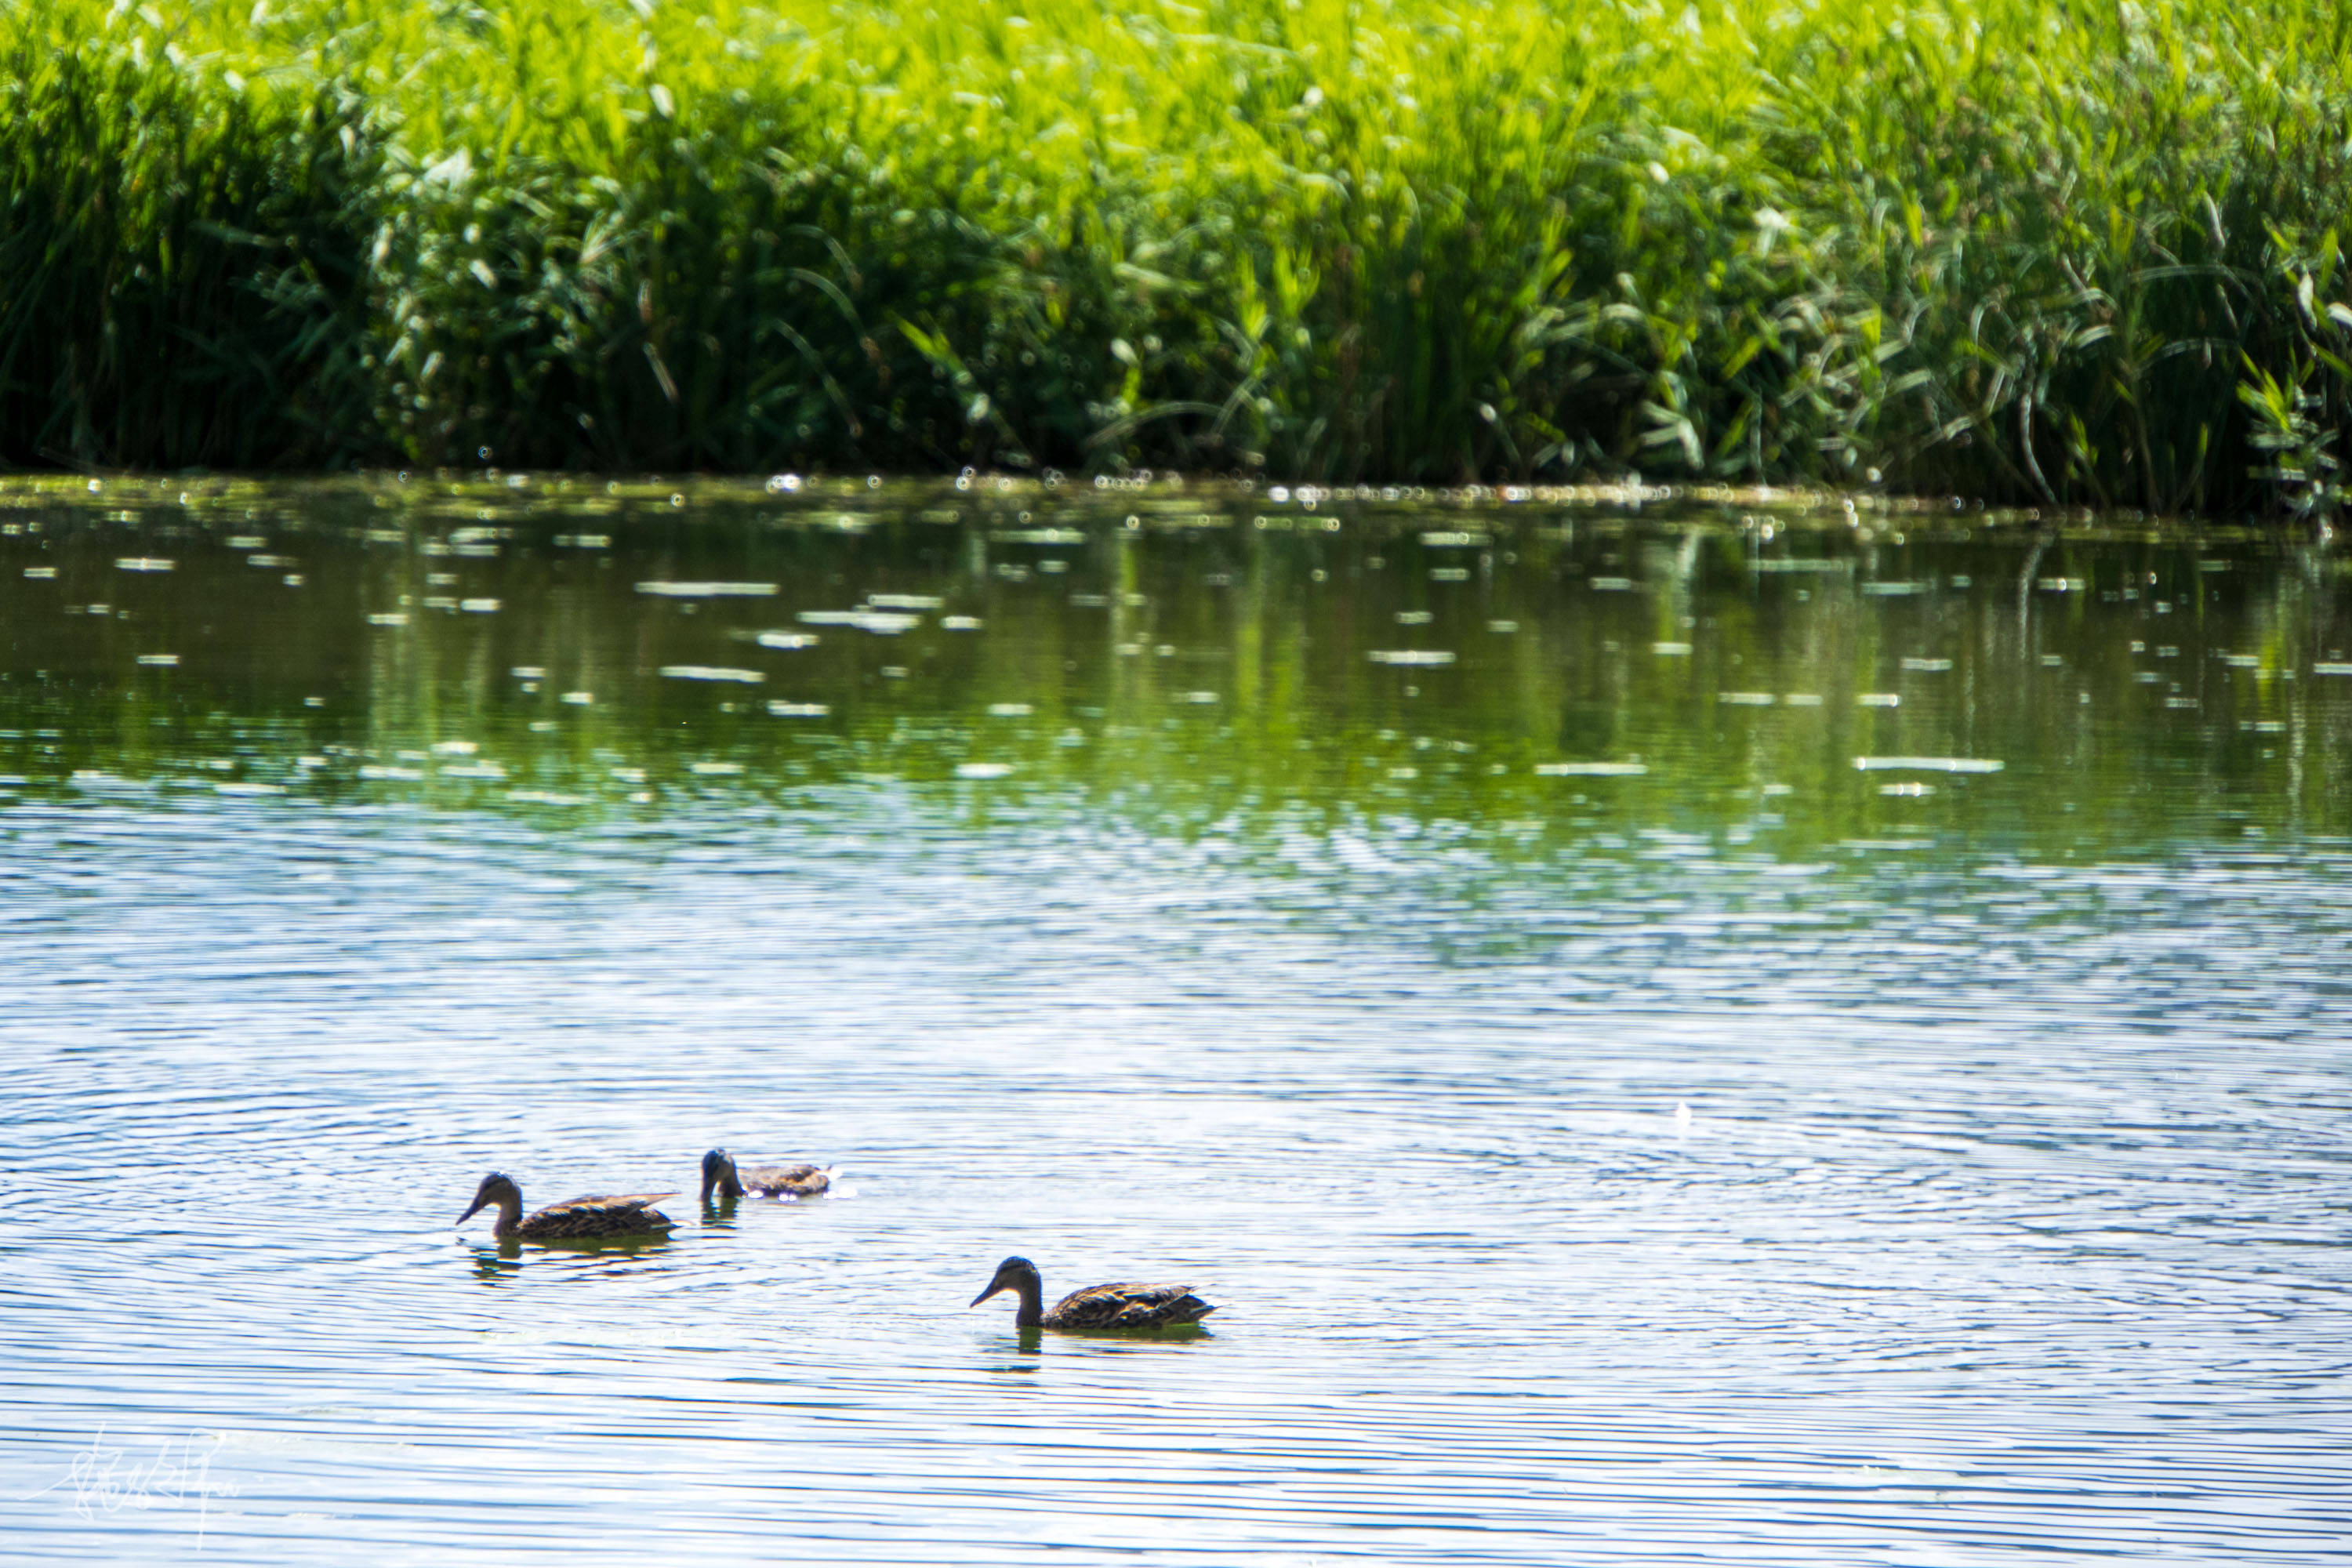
[[5, 0, 2349, 516]]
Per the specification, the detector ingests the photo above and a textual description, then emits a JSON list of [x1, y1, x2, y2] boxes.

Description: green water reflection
[[2, 474, 2346, 858]]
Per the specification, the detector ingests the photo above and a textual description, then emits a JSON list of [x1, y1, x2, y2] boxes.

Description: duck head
[[700, 1148, 743, 1203], [970, 1254, 1042, 1308], [457, 1171, 521, 1227]]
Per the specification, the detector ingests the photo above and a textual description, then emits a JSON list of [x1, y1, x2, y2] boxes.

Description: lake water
[[3, 475, 2349, 1564]]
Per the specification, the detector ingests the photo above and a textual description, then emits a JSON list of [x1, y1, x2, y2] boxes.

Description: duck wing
[[739, 1163, 830, 1199], [521, 1192, 679, 1240], [1046, 1281, 1216, 1330]]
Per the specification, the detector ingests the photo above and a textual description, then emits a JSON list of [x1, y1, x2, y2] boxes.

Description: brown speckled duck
[[700, 1147, 830, 1203], [456, 1171, 677, 1242], [968, 1255, 1217, 1331]]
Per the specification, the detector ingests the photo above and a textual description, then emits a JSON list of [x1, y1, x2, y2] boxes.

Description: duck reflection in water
[[468, 1245, 524, 1283], [463, 1229, 676, 1281]]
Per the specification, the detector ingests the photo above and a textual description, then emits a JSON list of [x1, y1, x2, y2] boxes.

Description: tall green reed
[[0, 6, 378, 466], [3, 0, 2346, 521]]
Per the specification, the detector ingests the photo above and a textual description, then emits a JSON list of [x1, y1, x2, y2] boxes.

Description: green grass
[[5, 0, 2350, 515]]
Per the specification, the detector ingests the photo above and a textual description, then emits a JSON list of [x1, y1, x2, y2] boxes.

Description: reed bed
[[5, 0, 2347, 515]]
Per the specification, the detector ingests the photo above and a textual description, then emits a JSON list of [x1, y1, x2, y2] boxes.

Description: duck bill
[[456, 1195, 489, 1226], [969, 1280, 1007, 1308]]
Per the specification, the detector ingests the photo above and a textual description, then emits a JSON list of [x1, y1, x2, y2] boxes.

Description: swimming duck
[[968, 1255, 1217, 1331], [700, 1147, 829, 1202], [456, 1171, 677, 1242]]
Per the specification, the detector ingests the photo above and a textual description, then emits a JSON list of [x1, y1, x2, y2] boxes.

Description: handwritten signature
[[27, 1425, 238, 1547]]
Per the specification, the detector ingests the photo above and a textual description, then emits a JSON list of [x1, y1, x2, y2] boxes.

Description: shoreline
[[0, 468, 2327, 542]]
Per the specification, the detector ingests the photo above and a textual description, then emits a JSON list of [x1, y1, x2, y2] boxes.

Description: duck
[[456, 1171, 677, 1242], [700, 1147, 829, 1202], [968, 1254, 1218, 1331]]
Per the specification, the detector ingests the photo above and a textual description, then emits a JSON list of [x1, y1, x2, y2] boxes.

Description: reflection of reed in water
[[1, 492, 2343, 857]]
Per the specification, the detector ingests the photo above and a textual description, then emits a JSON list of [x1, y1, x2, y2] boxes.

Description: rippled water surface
[[3, 477, 2350, 1563]]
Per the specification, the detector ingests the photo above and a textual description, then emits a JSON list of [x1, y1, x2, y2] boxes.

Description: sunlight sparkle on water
[[0, 482, 2346, 1566]]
